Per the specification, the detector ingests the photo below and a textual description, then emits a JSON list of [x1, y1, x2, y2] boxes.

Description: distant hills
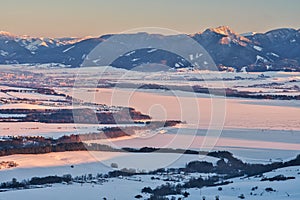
[[0, 26, 299, 72]]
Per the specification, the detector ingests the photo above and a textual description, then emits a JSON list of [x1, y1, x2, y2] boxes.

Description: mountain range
[[0, 26, 299, 72]]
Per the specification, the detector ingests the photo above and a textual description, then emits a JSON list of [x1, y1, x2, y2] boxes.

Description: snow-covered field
[[0, 92, 11, 98], [3, 65, 300, 97], [0, 151, 219, 182], [6, 92, 66, 101], [0, 166, 299, 200], [0, 103, 58, 110], [187, 166, 300, 200], [0, 122, 141, 138]]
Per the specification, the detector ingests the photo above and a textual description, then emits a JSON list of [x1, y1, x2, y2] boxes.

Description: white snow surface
[[63, 45, 75, 53], [0, 166, 299, 200], [253, 45, 263, 51], [0, 151, 219, 182]]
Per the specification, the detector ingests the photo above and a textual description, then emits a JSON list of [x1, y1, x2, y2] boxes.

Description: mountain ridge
[[0, 26, 299, 72]]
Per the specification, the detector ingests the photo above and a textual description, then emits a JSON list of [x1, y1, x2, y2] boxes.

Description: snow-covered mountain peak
[[0, 30, 90, 51], [203, 26, 251, 46], [209, 26, 235, 36], [0, 31, 16, 38]]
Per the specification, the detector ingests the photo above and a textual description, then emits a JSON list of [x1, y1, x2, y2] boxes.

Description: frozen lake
[[71, 88, 300, 131]]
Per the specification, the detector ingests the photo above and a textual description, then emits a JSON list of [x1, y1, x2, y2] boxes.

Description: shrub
[[135, 194, 143, 199], [265, 187, 276, 192], [182, 191, 190, 197], [142, 187, 153, 194]]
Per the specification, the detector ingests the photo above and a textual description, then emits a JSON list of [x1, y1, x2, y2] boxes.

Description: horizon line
[[1, 25, 299, 39]]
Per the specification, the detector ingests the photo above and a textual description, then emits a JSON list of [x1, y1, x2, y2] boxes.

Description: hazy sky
[[1, 0, 299, 37]]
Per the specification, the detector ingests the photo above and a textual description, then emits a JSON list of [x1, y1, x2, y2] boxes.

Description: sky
[[0, 0, 299, 38]]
